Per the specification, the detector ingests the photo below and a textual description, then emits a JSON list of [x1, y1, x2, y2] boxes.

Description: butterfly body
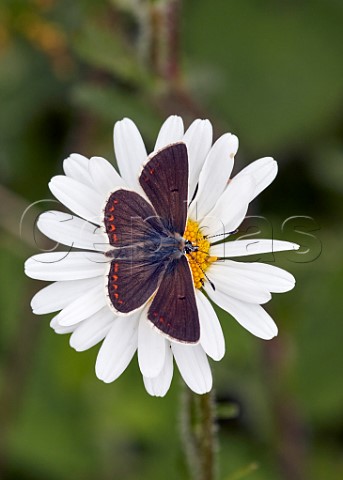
[[105, 227, 190, 265], [104, 143, 200, 343]]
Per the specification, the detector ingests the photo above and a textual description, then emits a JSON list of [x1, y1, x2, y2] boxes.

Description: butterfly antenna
[[204, 229, 238, 240], [188, 183, 199, 206], [188, 252, 216, 291], [204, 273, 216, 291], [191, 222, 237, 241]]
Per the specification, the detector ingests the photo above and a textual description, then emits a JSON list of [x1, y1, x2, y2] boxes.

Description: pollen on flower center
[[183, 219, 217, 289]]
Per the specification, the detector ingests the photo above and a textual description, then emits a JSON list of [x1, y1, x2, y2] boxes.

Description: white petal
[[196, 290, 225, 361], [138, 314, 166, 378], [189, 133, 238, 220], [201, 174, 254, 240], [25, 252, 107, 281], [183, 119, 213, 200], [172, 343, 212, 394], [95, 313, 139, 383], [31, 277, 102, 314], [113, 118, 147, 190], [211, 239, 300, 258], [49, 176, 103, 224], [211, 260, 296, 293], [63, 154, 94, 187], [50, 316, 77, 334], [56, 282, 107, 326], [37, 211, 108, 252], [235, 157, 277, 201], [154, 115, 184, 151], [204, 284, 277, 339], [89, 156, 126, 197], [143, 345, 173, 397], [70, 307, 114, 351], [207, 262, 271, 303]]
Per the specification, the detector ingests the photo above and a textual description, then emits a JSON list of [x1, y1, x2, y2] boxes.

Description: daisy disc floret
[[183, 219, 217, 289], [25, 116, 299, 396]]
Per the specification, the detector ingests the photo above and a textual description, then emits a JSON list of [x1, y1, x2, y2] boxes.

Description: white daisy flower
[[25, 116, 299, 397]]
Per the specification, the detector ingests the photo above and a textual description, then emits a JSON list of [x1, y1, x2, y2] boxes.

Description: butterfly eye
[[184, 240, 199, 254]]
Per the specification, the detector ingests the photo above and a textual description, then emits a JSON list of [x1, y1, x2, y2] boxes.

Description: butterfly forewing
[[148, 255, 200, 343], [139, 143, 188, 235], [104, 189, 166, 247]]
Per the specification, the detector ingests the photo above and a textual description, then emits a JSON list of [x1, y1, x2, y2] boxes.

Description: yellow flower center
[[184, 219, 217, 289]]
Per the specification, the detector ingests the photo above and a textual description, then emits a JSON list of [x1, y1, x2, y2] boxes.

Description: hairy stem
[[199, 392, 217, 480], [181, 386, 217, 480]]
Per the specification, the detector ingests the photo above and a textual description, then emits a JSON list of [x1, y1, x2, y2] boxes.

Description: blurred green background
[[1, 0, 342, 479]]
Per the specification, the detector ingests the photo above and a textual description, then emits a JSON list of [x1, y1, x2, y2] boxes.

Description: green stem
[[180, 386, 217, 480], [199, 392, 217, 480]]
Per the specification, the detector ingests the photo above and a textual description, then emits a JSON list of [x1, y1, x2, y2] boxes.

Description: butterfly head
[[183, 239, 199, 255]]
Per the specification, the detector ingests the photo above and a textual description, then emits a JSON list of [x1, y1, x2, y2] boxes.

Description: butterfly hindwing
[[147, 255, 200, 343], [139, 143, 188, 235], [104, 189, 166, 247], [108, 256, 167, 314]]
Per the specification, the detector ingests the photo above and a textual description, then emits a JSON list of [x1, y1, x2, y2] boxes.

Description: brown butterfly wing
[[104, 189, 166, 247], [139, 143, 188, 235], [147, 255, 200, 343], [107, 256, 167, 314]]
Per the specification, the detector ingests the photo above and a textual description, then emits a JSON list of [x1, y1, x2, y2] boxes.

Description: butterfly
[[103, 143, 200, 343]]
